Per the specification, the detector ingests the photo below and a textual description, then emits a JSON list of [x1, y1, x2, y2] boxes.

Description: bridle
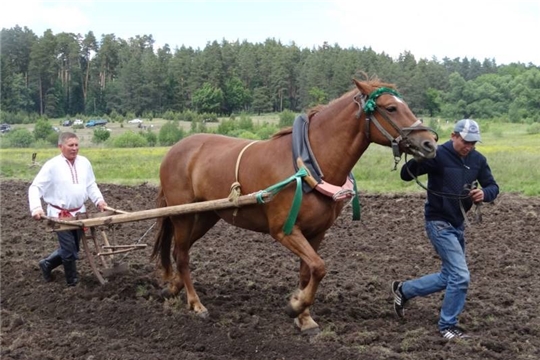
[[354, 87, 438, 169]]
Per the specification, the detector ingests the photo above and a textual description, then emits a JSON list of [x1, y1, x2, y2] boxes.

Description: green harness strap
[[350, 173, 361, 221], [256, 167, 308, 235], [255, 167, 361, 235]]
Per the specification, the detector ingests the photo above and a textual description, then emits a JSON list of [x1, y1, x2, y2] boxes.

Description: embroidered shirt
[[28, 154, 104, 217]]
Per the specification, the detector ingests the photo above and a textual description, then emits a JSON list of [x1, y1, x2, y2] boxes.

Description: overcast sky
[[2, 0, 539, 65]]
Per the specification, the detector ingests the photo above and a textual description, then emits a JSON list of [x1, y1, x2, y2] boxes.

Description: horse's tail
[[151, 186, 173, 279]]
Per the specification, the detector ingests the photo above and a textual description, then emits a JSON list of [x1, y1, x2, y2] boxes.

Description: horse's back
[[160, 134, 262, 204]]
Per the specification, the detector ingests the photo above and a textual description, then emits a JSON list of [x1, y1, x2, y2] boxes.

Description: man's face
[[60, 137, 79, 161], [451, 133, 476, 157]]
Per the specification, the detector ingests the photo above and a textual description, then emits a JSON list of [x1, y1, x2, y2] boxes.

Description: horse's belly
[[216, 206, 270, 233]]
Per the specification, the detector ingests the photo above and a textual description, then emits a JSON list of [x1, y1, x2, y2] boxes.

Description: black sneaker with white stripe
[[440, 326, 470, 340], [391, 281, 407, 318]]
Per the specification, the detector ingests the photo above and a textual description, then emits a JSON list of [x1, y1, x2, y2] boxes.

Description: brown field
[[1, 180, 540, 360]]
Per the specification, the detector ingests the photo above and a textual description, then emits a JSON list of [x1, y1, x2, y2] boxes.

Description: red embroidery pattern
[[65, 160, 79, 184]]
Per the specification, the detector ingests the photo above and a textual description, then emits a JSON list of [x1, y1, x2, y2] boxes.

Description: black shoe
[[38, 250, 63, 282], [440, 326, 470, 340], [391, 281, 407, 318]]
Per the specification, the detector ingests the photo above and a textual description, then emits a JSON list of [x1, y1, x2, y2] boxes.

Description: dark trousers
[[57, 229, 82, 261]]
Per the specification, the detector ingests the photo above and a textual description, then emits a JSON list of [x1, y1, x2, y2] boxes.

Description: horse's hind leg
[[169, 212, 219, 317]]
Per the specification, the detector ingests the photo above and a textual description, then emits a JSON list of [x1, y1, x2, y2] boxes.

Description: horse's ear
[[353, 78, 368, 95]]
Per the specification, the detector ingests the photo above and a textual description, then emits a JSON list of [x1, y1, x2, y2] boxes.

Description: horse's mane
[[271, 74, 396, 140]]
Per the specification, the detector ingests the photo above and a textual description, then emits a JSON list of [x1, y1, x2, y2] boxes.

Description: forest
[[1, 25, 539, 125]]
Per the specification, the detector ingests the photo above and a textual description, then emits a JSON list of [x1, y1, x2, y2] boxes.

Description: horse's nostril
[[422, 140, 436, 152]]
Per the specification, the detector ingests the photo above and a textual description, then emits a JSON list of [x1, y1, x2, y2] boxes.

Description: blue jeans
[[401, 220, 470, 331]]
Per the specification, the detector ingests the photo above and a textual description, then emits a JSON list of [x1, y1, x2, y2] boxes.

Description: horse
[[152, 77, 438, 334]]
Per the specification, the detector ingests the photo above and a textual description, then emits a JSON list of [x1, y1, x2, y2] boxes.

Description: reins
[[403, 153, 482, 226]]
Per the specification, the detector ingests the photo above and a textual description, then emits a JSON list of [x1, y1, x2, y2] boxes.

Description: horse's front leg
[[274, 229, 326, 326]]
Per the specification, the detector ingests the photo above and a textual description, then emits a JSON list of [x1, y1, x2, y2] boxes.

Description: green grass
[[1, 122, 539, 196]]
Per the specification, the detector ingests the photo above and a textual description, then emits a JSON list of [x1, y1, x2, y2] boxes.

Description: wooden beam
[[46, 192, 271, 231]]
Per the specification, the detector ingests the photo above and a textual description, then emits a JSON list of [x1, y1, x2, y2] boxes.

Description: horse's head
[[353, 79, 438, 163]]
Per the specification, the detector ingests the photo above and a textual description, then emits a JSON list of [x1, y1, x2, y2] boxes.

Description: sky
[[1, 0, 539, 66]]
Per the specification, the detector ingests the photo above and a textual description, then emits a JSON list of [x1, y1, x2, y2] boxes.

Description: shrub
[[113, 131, 148, 148], [33, 119, 54, 140], [159, 122, 184, 146], [279, 109, 296, 128], [3, 128, 34, 148], [93, 128, 111, 144], [526, 123, 540, 135], [141, 131, 157, 147]]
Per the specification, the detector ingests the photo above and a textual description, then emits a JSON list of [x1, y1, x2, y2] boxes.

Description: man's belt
[[49, 204, 82, 219]]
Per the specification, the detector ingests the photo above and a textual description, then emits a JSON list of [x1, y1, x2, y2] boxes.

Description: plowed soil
[[1, 180, 539, 360]]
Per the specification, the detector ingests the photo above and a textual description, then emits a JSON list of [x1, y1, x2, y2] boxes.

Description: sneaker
[[440, 326, 470, 340], [391, 281, 407, 318]]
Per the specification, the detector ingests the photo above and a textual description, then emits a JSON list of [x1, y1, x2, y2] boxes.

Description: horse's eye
[[386, 106, 397, 112]]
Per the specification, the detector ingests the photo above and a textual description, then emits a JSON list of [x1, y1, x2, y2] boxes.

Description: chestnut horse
[[152, 77, 438, 334]]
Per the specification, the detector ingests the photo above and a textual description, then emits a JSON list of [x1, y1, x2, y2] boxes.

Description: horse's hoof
[[294, 318, 320, 336], [197, 310, 209, 319], [284, 304, 300, 318], [159, 288, 176, 299], [301, 326, 320, 337]]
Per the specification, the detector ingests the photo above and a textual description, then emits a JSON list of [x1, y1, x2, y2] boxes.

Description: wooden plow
[[44, 192, 272, 285]]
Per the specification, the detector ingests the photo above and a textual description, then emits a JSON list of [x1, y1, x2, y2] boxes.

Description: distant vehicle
[[73, 119, 83, 125], [62, 120, 73, 126], [0, 124, 11, 133], [128, 118, 143, 124], [85, 119, 108, 127], [52, 126, 60, 132]]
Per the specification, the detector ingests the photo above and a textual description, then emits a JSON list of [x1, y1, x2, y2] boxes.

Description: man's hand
[[97, 200, 108, 212], [32, 209, 45, 220], [469, 188, 484, 204]]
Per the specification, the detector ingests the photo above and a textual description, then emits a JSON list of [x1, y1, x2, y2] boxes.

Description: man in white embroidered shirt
[[28, 132, 108, 286]]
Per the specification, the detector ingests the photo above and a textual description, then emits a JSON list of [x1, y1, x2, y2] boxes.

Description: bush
[[256, 125, 279, 140], [113, 131, 148, 148], [141, 131, 157, 147], [34, 119, 55, 140], [526, 123, 540, 135], [2, 128, 34, 148], [93, 128, 111, 144], [279, 110, 296, 128], [159, 122, 184, 146]]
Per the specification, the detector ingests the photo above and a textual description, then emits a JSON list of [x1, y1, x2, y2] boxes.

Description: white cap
[[454, 119, 481, 142]]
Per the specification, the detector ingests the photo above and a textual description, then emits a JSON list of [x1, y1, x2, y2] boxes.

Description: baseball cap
[[454, 119, 481, 142]]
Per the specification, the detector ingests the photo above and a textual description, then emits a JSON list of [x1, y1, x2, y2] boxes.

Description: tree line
[[1, 25, 539, 124]]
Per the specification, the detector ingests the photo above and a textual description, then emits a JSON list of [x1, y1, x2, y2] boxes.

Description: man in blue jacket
[[392, 119, 499, 340]]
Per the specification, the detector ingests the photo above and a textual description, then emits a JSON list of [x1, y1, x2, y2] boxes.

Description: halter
[[354, 87, 438, 169]]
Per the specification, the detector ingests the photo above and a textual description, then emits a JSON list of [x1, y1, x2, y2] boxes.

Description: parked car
[[62, 120, 73, 126], [128, 118, 143, 124], [73, 119, 83, 125], [0, 124, 11, 133], [85, 119, 108, 127]]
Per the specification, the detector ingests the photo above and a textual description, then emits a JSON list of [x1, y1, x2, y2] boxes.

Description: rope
[[118, 222, 156, 262]]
